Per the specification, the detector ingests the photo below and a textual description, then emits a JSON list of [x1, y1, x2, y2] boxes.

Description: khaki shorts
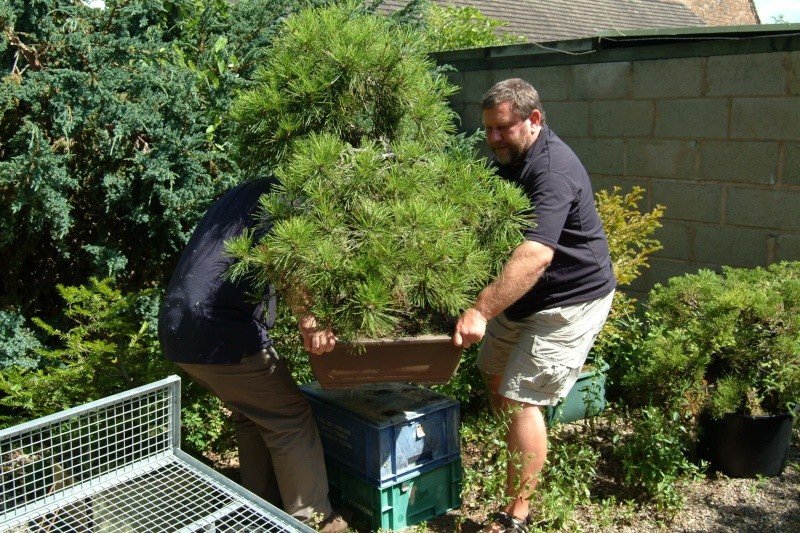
[[476, 290, 614, 406]]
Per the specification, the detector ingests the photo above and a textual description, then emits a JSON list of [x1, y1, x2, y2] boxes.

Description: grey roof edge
[[594, 22, 800, 38], [432, 23, 800, 69]]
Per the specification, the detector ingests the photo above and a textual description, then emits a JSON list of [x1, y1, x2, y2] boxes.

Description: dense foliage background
[[0, 0, 336, 321], [0, 0, 532, 444], [0, 0, 342, 447]]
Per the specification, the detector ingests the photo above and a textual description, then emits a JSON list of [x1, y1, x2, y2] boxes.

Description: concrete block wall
[[435, 28, 800, 300]]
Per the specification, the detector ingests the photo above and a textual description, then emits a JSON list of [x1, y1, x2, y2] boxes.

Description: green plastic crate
[[326, 457, 462, 531], [546, 362, 609, 424]]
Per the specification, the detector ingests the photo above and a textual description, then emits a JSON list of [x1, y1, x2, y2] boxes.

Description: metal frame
[[1, 375, 316, 533]]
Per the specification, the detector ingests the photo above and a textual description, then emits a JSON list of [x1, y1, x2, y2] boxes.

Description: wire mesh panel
[[0, 376, 315, 533]]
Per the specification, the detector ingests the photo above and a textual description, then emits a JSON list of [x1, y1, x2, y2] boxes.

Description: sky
[[754, 0, 800, 23]]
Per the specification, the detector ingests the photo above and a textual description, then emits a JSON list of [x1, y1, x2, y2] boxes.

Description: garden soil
[[427, 445, 800, 532]]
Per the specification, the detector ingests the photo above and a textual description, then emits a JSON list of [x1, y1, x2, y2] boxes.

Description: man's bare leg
[[483, 375, 548, 532]]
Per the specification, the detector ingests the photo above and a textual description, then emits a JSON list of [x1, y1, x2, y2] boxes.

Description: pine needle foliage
[[227, 134, 530, 340], [226, 3, 531, 340], [229, 0, 459, 175]]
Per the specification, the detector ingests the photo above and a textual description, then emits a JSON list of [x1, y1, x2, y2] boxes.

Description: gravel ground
[[212, 443, 798, 532], [210, 416, 798, 533], [422, 444, 800, 533]]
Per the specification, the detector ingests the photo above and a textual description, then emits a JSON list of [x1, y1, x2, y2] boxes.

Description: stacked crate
[[300, 382, 461, 531]]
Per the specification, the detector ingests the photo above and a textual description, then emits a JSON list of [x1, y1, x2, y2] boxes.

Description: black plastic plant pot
[[699, 411, 794, 478]]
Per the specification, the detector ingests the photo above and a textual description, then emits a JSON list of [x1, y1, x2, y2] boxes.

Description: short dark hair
[[481, 78, 546, 125]]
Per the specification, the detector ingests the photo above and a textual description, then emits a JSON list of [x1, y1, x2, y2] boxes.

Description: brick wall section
[[676, 0, 760, 25], [437, 30, 800, 300]]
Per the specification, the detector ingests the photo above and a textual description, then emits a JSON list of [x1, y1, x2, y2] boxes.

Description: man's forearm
[[472, 240, 554, 320]]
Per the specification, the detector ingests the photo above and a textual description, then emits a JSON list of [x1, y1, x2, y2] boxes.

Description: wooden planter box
[[309, 335, 463, 390]]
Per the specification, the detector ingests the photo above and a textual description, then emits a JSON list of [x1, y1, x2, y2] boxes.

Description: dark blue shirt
[[158, 178, 275, 363], [495, 125, 616, 319]]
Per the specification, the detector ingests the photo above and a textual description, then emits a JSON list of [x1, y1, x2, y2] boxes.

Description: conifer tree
[[226, 2, 531, 340]]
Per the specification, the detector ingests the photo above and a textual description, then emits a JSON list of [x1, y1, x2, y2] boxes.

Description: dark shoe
[[483, 511, 529, 533], [317, 508, 351, 533]]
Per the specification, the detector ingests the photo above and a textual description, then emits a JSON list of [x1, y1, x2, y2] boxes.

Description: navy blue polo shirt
[[158, 178, 275, 363], [494, 125, 616, 319]]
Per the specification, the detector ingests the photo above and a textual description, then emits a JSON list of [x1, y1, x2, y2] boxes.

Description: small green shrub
[[432, 344, 486, 412], [460, 410, 515, 513], [618, 324, 710, 412], [181, 393, 236, 457], [591, 186, 664, 372], [590, 307, 648, 401], [0, 278, 169, 422], [596, 186, 664, 288], [534, 429, 600, 529], [614, 406, 704, 517], [635, 262, 800, 418], [0, 278, 230, 456]]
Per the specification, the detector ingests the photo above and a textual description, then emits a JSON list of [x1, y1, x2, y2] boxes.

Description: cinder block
[[731, 98, 800, 141], [461, 70, 497, 105], [693, 224, 770, 267], [786, 142, 800, 185], [589, 177, 651, 201], [626, 139, 696, 179], [571, 62, 631, 100], [516, 66, 572, 101], [699, 141, 779, 184], [569, 138, 625, 176], [789, 51, 800, 96], [656, 98, 728, 139], [777, 233, 800, 261], [726, 187, 800, 231], [546, 101, 589, 137], [628, 257, 704, 295], [650, 180, 722, 222], [653, 220, 691, 261], [590, 100, 654, 137], [633, 57, 704, 98]]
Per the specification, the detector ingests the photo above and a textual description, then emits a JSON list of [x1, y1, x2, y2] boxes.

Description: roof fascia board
[[432, 25, 800, 70]]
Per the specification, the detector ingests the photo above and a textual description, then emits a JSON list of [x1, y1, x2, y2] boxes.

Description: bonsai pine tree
[[226, 2, 531, 341]]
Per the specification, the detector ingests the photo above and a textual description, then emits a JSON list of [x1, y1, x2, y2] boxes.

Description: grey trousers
[[176, 347, 332, 523]]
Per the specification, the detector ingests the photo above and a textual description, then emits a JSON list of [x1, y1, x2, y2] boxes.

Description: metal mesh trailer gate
[[0, 375, 315, 533]]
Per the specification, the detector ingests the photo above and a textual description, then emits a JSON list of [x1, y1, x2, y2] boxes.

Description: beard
[[490, 138, 530, 166]]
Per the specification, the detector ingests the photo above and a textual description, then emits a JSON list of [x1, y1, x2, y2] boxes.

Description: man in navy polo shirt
[[453, 78, 616, 533], [158, 178, 348, 532]]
